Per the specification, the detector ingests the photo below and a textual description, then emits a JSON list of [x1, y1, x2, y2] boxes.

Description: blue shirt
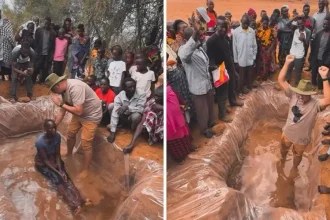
[[35, 132, 61, 156]]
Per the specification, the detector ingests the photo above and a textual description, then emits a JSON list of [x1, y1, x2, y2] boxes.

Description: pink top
[[167, 85, 189, 140], [53, 38, 68, 61]]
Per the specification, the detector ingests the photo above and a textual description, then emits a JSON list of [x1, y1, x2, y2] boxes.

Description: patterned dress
[[256, 27, 276, 78], [143, 98, 163, 145], [93, 56, 108, 84], [0, 18, 15, 70]]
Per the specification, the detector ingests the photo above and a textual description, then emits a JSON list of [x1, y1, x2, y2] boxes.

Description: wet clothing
[[34, 133, 85, 211], [282, 87, 320, 145]]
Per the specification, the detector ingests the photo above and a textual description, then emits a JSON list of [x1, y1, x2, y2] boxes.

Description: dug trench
[[0, 98, 163, 219], [167, 82, 329, 219]]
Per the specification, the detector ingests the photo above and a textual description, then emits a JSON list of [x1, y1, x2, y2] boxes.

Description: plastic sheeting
[[167, 82, 327, 219], [0, 97, 163, 219]]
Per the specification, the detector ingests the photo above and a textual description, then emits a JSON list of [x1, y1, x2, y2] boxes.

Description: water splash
[[124, 154, 130, 192]]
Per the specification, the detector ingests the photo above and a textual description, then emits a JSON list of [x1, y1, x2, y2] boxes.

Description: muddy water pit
[[0, 98, 163, 220], [167, 82, 326, 219]]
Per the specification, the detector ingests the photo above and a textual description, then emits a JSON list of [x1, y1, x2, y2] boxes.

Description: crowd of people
[[0, 9, 163, 215], [166, 0, 330, 165]]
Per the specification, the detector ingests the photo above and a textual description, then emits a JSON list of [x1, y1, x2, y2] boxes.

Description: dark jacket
[[311, 30, 330, 67], [33, 27, 56, 59]]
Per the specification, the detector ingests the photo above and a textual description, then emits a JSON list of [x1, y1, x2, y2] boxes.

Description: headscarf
[[247, 8, 257, 18], [18, 20, 36, 37]]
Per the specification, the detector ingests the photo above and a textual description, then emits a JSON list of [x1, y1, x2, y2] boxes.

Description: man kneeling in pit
[[278, 55, 330, 169]]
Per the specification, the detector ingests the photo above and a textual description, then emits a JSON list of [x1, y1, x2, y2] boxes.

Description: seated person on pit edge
[[95, 77, 116, 123], [123, 86, 164, 154], [107, 77, 147, 143], [35, 119, 91, 215], [86, 75, 99, 91], [278, 55, 330, 170]]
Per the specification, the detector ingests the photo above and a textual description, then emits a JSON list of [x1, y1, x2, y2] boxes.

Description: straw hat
[[290, 80, 317, 95], [45, 73, 67, 93]]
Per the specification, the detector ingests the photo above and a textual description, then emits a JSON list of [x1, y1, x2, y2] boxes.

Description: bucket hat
[[290, 79, 317, 95], [45, 73, 67, 93]]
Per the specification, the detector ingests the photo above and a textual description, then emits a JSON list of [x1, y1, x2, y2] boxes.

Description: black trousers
[[33, 55, 51, 83], [312, 59, 323, 90], [53, 61, 64, 76], [227, 70, 237, 105], [215, 82, 229, 119]]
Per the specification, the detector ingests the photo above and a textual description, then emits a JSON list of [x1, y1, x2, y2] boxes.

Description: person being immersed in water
[[278, 55, 330, 169], [45, 73, 102, 179], [35, 119, 91, 215]]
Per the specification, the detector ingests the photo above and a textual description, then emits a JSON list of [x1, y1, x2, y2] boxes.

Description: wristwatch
[[59, 101, 64, 107], [322, 77, 329, 81]]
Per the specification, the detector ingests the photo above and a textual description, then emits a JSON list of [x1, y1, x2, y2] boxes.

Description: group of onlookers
[[166, 0, 330, 163]]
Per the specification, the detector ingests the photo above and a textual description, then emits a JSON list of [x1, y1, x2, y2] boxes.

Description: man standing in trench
[[278, 55, 330, 169], [45, 73, 102, 178]]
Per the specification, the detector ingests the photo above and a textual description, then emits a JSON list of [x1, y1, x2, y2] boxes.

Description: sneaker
[[203, 130, 214, 138]]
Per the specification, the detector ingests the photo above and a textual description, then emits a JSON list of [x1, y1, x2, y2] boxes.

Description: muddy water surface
[[0, 134, 128, 220], [228, 118, 313, 212]]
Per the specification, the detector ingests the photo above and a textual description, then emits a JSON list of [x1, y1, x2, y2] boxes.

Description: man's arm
[[178, 36, 199, 63], [55, 108, 66, 126], [232, 31, 238, 64], [278, 55, 295, 93], [62, 85, 85, 116], [110, 96, 122, 133], [252, 33, 258, 61], [319, 66, 330, 110]]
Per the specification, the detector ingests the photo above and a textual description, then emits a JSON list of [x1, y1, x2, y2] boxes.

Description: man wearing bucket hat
[[45, 73, 102, 179], [278, 54, 330, 168]]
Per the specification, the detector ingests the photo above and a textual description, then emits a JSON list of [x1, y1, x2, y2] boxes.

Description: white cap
[[196, 7, 211, 23]]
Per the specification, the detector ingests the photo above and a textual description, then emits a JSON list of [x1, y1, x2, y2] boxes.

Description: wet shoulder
[[35, 134, 45, 149]]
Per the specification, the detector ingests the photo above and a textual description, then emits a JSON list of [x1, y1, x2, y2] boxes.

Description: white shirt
[[290, 29, 306, 59], [131, 70, 156, 98], [313, 10, 326, 34], [107, 60, 126, 87]]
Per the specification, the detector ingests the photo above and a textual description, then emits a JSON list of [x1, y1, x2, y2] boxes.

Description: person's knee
[[131, 113, 142, 124], [67, 131, 77, 140], [293, 145, 305, 158], [108, 103, 115, 114]]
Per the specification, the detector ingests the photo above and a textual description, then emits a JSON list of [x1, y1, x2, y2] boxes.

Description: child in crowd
[[86, 75, 99, 91], [95, 77, 116, 124], [125, 52, 135, 77], [107, 47, 126, 94], [93, 48, 108, 84], [53, 28, 68, 76], [131, 56, 156, 99]]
